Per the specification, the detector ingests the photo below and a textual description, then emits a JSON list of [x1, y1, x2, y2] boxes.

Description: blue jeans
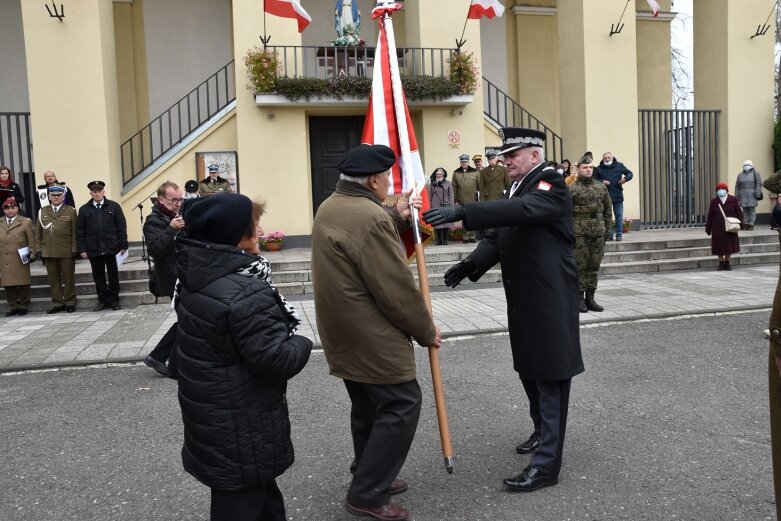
[[612, 201, 623, 237]]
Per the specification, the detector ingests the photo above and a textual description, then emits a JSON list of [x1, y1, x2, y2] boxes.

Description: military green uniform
[[452, 167, 479, 242], [35, 205, 78, 308], [198, 176, 233, 196], [570, 176, 612, 291]]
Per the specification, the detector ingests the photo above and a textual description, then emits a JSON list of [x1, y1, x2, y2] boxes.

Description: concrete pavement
[[0, 257, 777, 372]]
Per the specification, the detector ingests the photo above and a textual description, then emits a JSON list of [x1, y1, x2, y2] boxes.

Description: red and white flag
[[646, 0, 660, 17], [264, 0, 312, 32], [362, 2, 431, 256], [467, 0, 505, 19]]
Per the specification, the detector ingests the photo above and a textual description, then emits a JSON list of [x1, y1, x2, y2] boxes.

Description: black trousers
[[89, 254, 120, 305], [343, 379, 422, 507], [210, 479, 285, 521], [148, 322, 177, 363], [520, 377, 572, 477]]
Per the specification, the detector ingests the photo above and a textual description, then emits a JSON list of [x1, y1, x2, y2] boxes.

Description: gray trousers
[[744, 206, 757, 225]]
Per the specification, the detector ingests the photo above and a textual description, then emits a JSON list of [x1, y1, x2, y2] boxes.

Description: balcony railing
[[121, 60, 236, 185], [267, 45, 456, 79], [483, 77, 563, 162]]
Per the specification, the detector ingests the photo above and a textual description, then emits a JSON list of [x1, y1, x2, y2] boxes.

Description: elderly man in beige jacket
[[312, 144, 441, 521]]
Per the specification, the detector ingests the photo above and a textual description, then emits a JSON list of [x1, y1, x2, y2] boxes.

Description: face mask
[[184, 192, 198, 199], [604, 160, 613, 167], [717, 189, 727, 197], [556, 168, 565, 175], [743, 166, 752, 172]]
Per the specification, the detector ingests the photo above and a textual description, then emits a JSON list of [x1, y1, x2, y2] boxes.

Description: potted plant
[[449, 225, 465, 242], [260, 231, 285, 251], [448, 50, 479, 95], [244, 46, 280, 93], [622, 218, 633, 234]]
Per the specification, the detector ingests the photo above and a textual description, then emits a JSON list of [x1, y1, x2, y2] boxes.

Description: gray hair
[[340, 173, 372, 186]]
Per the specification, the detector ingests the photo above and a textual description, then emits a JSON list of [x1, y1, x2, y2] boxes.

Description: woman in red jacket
[[705, 182, 744, 271]]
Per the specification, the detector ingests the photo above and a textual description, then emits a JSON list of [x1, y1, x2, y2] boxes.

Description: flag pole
[[380, 5, 454, 473], [260, 0, 271, 48], [456, 0, 472, 50], [411, 201, 454, 474]]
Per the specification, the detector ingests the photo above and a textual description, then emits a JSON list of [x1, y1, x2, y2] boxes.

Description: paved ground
[[0, 260, 776, 372], [0, 312, 774, 520]]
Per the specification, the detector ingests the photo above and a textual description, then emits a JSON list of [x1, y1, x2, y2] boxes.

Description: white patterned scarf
[[172, 255, 300, 336]]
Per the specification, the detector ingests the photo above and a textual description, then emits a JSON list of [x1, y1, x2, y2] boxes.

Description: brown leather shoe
[[345, 501, 409, 520], [389, 479, 408, 495]]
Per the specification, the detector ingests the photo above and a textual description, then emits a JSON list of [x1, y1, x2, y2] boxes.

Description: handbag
[[753, 170, 764, 200], [718, 203, 741, 233]]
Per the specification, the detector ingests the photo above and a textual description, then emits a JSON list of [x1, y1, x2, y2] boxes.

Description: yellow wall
[[22, 0, 122, 198], [636, 2, 672, 109], [113, 0, 150, 142], [120, 111, 238, 241], [694, 0, 775, 211]]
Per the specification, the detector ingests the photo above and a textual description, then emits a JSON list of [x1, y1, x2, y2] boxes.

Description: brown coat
[[769, 248, 781, 521], [477, 165, 511, 201], [0, 216, 35, 287], [311, 180, 437, 385], [35, 205, 78, 258]]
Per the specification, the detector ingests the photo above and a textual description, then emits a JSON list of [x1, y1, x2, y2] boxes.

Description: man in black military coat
[[76, 180, 128, 311], [424, 127, 584, 492]]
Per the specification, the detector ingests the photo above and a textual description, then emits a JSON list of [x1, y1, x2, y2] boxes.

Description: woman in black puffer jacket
[[174, 193, 312, 521]]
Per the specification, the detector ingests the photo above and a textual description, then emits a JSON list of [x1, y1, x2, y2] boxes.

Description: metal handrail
[[121, 60, 236, 185], [267, 45, 456, 79], [482, 77, 563, 162]]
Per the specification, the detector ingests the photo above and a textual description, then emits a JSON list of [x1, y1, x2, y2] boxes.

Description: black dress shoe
[[503, 466, 558, 492], [17, 309, 27, 316], [5, 309, 18, 317], [65, 306, 75, 313], [112, 304, 121, 311], [92, 303, 108, 312], [516, 432, 540, 454], [47, 306, 65, 314]]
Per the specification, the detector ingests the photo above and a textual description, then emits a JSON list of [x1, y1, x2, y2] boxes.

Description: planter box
[[255, 93, 474, 108]]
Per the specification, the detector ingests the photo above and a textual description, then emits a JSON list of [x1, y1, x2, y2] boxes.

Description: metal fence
[[482, 78, 563, 162], [638, 109, 720, 228], [267, 45, 456, 79], [0, 113, 36, 217], [120, 60, 236, 185]]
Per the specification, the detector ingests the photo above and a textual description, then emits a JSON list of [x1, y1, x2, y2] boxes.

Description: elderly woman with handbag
[[705, 182, 744, 271]]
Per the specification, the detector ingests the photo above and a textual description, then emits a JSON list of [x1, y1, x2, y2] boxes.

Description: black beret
[[337, 144, 396, 177], [182, 193, 253, 247], [87, 180, 106, 191], [184, 180, 199, 193]]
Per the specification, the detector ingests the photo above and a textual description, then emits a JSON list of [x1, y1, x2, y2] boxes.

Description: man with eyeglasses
[[35, 185, 78, 313], [142, 181, 185, 377], [76, 181, 128, 311]]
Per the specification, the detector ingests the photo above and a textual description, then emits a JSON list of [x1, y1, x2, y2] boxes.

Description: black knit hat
[[182, 193, 253, 247], [337, 144, 396, 177]]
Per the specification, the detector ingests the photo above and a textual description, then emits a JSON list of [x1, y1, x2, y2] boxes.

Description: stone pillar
[[694, 0, 775, 208], [404, 0, 484, 172], [557, 0, 641, 219], [21, 0, 121, 199]]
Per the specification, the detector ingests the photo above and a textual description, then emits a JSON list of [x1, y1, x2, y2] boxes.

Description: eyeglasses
[[90, 189, 104, 193], [163, 196, 184, 204]]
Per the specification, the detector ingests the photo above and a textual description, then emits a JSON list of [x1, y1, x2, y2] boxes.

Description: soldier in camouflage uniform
[[570, 157, 612, 313]]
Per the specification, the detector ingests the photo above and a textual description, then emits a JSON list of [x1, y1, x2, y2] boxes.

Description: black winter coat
[[594, 158, 633, 203], [461, 162, 584, 381], [76, 199, 128, 257], [143, 204, 178, 297], [174, 236, 312, 491]]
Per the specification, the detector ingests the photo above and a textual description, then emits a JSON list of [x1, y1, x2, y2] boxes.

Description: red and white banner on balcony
[[467, 0, 505, 19], [263, 0, 312, 32], [362, 2, 431, 255], [646, 0, 660, 17]]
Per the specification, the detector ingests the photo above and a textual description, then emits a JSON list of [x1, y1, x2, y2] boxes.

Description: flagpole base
[[445, 457, 454, 474]]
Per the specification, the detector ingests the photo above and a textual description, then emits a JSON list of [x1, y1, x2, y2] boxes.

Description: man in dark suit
[[76, 181, 128, 311], [424, 127, 584, 492]]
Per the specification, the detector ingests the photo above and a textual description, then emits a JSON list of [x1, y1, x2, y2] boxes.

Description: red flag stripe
[[467, 0, 505, 19], [264, 0, 312, 32]]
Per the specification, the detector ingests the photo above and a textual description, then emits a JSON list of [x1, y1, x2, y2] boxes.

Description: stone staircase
[[2, 229, 777, 311]]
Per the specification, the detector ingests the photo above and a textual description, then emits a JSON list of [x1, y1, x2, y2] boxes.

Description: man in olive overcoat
[[477, 151, 512, 202], [424, 127, 584, 493], [312, 144, 440, 521], [198, 164, 233, 196], [35, 185, 78, 313], [452, 153, 479, 242], [0, 197, 36, 315]]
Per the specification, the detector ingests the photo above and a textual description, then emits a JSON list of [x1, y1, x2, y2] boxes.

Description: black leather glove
[[443, 259, 475, 288], [423, 205, 466, 227]]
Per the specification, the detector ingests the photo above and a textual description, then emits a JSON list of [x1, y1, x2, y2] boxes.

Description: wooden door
[[309, 116, 365, 215]]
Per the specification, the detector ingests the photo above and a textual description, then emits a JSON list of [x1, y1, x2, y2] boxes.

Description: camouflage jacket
[[570, 176, 612, 237]]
